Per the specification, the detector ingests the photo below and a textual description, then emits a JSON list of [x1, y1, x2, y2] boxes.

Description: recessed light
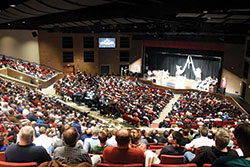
[[8, 23, 11, 26], [10, 4, 16, 7], [22, 21, 26, 24]]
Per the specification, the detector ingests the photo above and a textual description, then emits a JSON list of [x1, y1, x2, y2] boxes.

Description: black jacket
[[191, 146, 239, 167]]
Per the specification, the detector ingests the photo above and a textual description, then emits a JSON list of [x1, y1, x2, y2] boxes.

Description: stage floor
[[146, 76, 200, 89]]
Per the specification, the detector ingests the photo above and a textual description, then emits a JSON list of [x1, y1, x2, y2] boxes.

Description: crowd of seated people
[[1, 70, 250, 166], [0, 55, 56, 80], [0, 76, 249, 166], [159, 91, 248, 129], [54, 72, 173, 126], [1, 119, 250, 167], [0, 77, 107, 144]]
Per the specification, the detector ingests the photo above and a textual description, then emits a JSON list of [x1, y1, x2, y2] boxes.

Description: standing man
[[5, 126, 51, 165], [220, 77, 227, 95]]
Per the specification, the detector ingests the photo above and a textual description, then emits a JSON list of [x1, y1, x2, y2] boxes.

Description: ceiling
[[0, 0, 250, 37]]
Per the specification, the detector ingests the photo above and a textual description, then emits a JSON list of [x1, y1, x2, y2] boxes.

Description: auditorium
[[0, 1, 250, 167]]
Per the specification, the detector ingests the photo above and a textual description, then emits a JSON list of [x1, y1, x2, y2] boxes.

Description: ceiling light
[[22, 21, 26, 24], [203, 11, 208, 13], [10, 4, 16, 7], [7, 23, 11, 26]]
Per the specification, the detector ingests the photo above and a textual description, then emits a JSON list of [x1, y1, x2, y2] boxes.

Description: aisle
[[41, 84, 127, 126], [150, 94, 180, 128], [42, 84, 181, 129]]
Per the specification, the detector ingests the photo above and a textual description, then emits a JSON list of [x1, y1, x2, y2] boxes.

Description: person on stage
[[220, 77, 227, 95]]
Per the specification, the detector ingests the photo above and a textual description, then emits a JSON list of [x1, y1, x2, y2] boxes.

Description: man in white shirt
[[106, 128, 118, 146], [185, 127, 215, 149], [83, 127, 100, 153], [22, 105, 30, 116], [34, 126, 54, 153]]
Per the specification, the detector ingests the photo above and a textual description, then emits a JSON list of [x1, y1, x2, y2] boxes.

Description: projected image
[[99, 38, 116, 48]]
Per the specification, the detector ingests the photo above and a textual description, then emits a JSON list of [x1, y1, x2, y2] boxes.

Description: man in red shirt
[[103, 128, 145, 164]]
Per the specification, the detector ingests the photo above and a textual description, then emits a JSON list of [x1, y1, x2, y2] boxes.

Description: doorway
[[64, 65, 74, 75], [101, 65, 110, 75], [241, 81, 246, 99]]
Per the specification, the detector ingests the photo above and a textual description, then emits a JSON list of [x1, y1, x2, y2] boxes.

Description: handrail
[[1, 67, 60, 82], [0, 74, 38, 89]]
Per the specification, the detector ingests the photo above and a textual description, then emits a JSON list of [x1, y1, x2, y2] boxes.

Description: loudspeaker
[[32, 31, 38, 37]]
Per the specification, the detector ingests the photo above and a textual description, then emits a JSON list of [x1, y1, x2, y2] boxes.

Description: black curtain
[[145, 47, 222, 80]]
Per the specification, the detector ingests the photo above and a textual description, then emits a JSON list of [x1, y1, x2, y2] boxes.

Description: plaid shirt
[[54, 145, 92, 165]]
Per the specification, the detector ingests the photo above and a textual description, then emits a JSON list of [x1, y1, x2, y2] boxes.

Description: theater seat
[[151, 163, 197, 167], [160, 155, 184, 164], [202, 164, 212, 167], [148, 145, 164, 150], [0, 161, 37, 167], [97, 163, 143, 167], [0, 152, 4, 162]]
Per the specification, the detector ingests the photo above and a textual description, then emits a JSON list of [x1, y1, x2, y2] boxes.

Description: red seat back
[[0, 161, 37, 167], [0, 152, 4, 162], [97, 163, 143, 167], [160, 155, 184, 164], [151, 163, 197, 167], [202, 164, 212, 167], [148, 145, 164, 150]]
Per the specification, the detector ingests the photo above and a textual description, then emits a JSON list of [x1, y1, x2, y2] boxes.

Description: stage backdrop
[[145, 47, 222, 80]]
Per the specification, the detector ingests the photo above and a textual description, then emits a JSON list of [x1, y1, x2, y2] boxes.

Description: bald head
[[63, 127, 78, 147], [116, 129, 130, 147], [19, 126, 34, 144]]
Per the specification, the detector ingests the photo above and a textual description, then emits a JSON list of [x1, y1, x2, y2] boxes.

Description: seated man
[[5, 126, 51, 165], [158, 131, 186, 158], [54, 127, 92, 165], [103, 128, 145, 164], [184, 128, 238, 167], [91, 130, 108, 154], [185, 127, 215, 149], [83, 127, 100, 153], [33, 126, 54, 153], [213, 123, 250, 167]]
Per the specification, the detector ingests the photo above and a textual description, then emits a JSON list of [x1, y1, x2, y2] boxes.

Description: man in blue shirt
[[5, 126, 51, 165]]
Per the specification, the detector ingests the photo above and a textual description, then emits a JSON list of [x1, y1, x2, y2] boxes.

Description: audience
[[184, 128, 238, 167], [54, 127, 92, 165], [54, 72, 173, 126], [0, 55, 56, 80], [158, 131, 186, 157], [5, 126, 51, 165], [212, 123, 250, 167], [185, 127, 215, 149], [0, 70, 250, 167], [106, 128, 118, 146], [91, 130, 108, 154], [102, 128, 145, 164], [130, 128, 147, 152], [83, 127, 100, 153], [0, 133, 7, 151], [33, 126, 54, 154]]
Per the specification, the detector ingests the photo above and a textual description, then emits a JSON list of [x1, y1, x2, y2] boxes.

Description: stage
[[146, 75, 213, 91]]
